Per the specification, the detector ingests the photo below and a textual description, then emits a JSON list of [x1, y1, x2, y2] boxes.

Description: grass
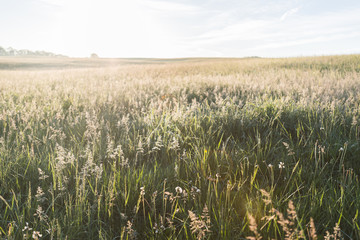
[[0, 55, 360, 239]]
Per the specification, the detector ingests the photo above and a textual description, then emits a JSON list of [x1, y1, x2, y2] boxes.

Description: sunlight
[[52, 0, 168, 57], [3, 0, 359, 57]]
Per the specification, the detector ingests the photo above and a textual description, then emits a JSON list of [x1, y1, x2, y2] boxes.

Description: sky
[[1, 0, 360, 58]]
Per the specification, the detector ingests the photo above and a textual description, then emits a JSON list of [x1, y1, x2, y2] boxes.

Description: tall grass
[[0, 55, 360, 239]]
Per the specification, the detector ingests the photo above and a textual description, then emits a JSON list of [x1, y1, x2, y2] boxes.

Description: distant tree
[[0, 46, 67, 57], [18, 49, 29, 55], [91, 53, 99, 58], [6, 47, 15, 56], [0, 47, 6, 56]]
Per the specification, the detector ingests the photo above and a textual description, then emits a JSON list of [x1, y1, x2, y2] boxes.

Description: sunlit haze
[[1, 0, 360, 58]]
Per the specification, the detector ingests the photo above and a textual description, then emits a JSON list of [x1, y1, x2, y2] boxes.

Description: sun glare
[[2, 0, 359, 57], [51, 0, 167, 57]]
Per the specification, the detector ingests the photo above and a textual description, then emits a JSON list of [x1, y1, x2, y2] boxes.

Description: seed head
[[278, 162, 285, 169], [140, 187, 145, 196], [175, 186, 183, 194]]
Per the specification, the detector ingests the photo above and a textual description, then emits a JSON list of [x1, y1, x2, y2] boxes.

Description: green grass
[[0, 55, 360, 239]]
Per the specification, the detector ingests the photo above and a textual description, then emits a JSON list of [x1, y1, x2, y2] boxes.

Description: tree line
[[0, 46, 67, 57]]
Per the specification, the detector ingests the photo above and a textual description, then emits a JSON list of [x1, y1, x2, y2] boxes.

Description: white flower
[[268, 164, 273, 168], [278, 162, 285, 169], [175, 186, 183, 194], [22, 222, 32, 232], [140, 187, 145, 196], [339, 147, 344, 152], [32, 231, 42, 239], [192, 186, 201, 194]]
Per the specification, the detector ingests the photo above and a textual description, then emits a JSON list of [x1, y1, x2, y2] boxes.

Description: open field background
[[0, 57, 234, 70], [0, 55, 360, 239]]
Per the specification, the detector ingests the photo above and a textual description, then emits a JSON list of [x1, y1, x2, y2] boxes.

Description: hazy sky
[[1, 0, 360, 58]]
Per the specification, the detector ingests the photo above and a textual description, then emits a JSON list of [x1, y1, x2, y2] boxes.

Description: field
[[0, 55, 360, 239]]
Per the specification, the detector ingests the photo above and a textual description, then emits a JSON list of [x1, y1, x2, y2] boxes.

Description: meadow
[[0, 55, 360, 239]]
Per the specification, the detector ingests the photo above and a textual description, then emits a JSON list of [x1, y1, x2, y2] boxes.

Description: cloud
[[209, 9, 358, 42], [174, 6, 360, 57], [183, 19, 270, 44], [280, 7, 299, 21], [249, 32, 360, 51]]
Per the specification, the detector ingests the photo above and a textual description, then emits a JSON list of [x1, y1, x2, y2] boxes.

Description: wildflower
[[32, 231, 42, 239], [182, 189, 188, 198], [152, 191, 158, 198], [192, 186, 201, 193], [278, 162, 285, 169], [153, 223, 159, 234], [22, 222, 32, 232], [164, 191, 172, 200], [140, 187, 145, 196], [320, 127, 325, 131], [268, 164, 273, 168], [215, 173, 221, 179], [339, 147, 344, 152], [38, 168, 48, 180], [175, 186, 183, 194]]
